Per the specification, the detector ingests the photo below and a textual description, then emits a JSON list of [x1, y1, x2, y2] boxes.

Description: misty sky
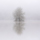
[[0, 0, 40, 20]]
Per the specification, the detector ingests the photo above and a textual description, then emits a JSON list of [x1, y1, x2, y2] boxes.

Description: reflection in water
[[13, 7, 25, 34], [14, 22, 25, 34]]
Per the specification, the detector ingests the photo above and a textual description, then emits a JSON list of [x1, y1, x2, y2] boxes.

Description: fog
[[0, 0, 40, 20], [0, 0, 40, 40]]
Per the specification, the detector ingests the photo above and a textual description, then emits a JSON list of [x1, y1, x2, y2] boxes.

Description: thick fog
[[0, 0, 40, 40], [0, 0, 40, 20]]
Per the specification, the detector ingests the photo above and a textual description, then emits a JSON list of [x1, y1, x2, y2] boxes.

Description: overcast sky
[[0, 0, 40, 20]]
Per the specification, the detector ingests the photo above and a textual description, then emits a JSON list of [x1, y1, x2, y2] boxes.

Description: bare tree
[[13, 7, 25, 34]]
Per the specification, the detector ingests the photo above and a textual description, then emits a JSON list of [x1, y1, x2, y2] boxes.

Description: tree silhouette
[[14, 7, 25, 34]]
